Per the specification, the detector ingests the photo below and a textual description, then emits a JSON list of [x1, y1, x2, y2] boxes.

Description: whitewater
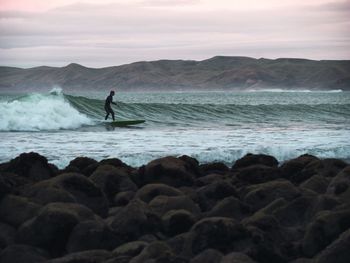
[[0, 89, 349, 167]]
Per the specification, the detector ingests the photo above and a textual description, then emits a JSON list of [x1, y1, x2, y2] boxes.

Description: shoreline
[[0, 152, 349, 263]]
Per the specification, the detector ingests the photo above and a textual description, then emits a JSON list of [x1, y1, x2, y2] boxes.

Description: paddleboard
[[110, 120, 145, 127]]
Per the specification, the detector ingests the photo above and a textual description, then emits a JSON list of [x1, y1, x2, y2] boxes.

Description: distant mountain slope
[[1, 56, 350, 91]]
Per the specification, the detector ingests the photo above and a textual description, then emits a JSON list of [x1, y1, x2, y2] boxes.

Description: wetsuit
[[104, 95, 116, 121]]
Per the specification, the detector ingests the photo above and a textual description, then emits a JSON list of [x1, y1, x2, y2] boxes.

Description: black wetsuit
[[104, 95, 116, 121]]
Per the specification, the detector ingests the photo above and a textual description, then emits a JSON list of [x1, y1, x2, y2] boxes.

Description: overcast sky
[[0, 0, 349, 67]]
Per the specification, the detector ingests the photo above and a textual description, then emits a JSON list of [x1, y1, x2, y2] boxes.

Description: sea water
[[0, 88, 349, 168]]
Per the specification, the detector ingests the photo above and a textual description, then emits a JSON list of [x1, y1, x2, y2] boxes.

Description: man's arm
[[112, 101, 117, 105]]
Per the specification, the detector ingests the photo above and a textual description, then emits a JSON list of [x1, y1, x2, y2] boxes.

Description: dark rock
[[149, 195, 201, 217], [206, 196, 250, 220], [243, 179, 300, 212], [138, 156, 195, 187], [0, 173, 14, 198], [66, 220, 119, 253], [221, 252, 256, 263], [0, 244, 49, 263], [114, 191, 135, 206], [196, 180, 237, 211], [235, 165, 281, 184], [313, 228, 350, 263], [107, 199, 161, 243], [199, 162, 229, 175], [135, 183, 184, 203], [0, 222, 16, 248], [0, 194, 41, 227], [304, 158, 348, 178], [232, 154, 278, 170], [167, 232, 191, 256], [0, 152, 56, 182], [280, 154, 319, 184], [302, 208, 350, 257], [128, 241, 173, 263], [327, 166, 350, 202], [21, 172, 109, 217], [16, 202, 99, 256], [190, 217, 247, 255], [112, 241, 148, 259], [178, 155, 201, 177], [162, 209, 197, 236], [195, 174, 224, 187], [66, 157, 98, 175], [89, 165, 137, 203], [300, 174, 330, 194], [190, 249, 222, 263], [46, 250, 111, 263]]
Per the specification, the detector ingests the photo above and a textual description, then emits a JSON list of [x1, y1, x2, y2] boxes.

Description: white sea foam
[[0, 91, 93, 131], [248, 89, 343, 93]]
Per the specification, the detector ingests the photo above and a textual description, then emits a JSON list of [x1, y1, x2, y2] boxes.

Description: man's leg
[[111, 110, 115, 121], [105, 112, 109, 120]]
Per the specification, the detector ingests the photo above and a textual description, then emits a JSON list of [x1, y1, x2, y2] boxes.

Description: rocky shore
[[0, 152, 349, 263]]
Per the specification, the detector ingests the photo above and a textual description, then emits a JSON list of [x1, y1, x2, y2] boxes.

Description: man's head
[[110, 90, 115, 96]]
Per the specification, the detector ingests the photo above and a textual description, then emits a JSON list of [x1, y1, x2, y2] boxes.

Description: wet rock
[[178, 155, 201, 177], [149, 195, 201, 217], [90, 165, 137, 203], [21, 173, 109, 217], [243, 179, 300, 212], [199, 162, 229, 175], [162, 209, 197, 236], [0, 152, 57, 182], [112, 241, 148, 260], [206, 196, 250, 220], [138, 157, 195, 187], [190, 217, 247, 255], [67, 220, 119, 253], [304, 158, 348, 178], [114, 191, 135, 206], [313, 228, 350, 263], [129, 241, 174, 263], [235, 165, 281, 184], [196, 180, 238, 211], [300, 174, 330, 194], [195, 174, 224, 187], [221, 252, 256, 263], [302, 208, 350, 257], [0, 222, 16, 248], [107, 199, 160, 243], [46, 250, 111, 263], [232, 154, 278, 170], [0, 194, 41, 227], [190, 249, 222, 263], [327, 166, 350, 202], [0, 244, 49, 263], [135, 183, 183, 203], [66, 157, 98, 175], [16, 202, 99, 256], [0, 174, 14, 198], [166, 232, 191, 255], [280, 154, 319, 184]]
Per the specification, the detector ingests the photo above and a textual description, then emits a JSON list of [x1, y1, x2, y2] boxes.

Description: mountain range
[[1, 56, 350, 91]]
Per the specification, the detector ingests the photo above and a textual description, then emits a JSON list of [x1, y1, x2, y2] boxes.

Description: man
[[105, 90, 117, 121]]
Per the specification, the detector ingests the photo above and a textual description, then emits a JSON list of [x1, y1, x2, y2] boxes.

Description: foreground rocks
[[0, 152, 349, 262]]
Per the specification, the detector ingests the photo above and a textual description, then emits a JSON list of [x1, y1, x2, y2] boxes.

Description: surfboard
[[110, 120, 145, 127]]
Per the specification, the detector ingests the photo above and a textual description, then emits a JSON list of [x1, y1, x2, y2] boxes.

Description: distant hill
[[1, 56, 350, 91]]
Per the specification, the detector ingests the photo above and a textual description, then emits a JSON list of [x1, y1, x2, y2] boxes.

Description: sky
[[0, 0, 349, 67]]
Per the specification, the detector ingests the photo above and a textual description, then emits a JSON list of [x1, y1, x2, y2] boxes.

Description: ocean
[[0, 88, 349, 168]]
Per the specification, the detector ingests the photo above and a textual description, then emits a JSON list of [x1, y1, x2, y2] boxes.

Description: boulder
[[0, 173, 14, 198], [190, 217, 247, 255], [199, 162, 229, 175], [21, 173, 109, 217], [196, 180, 238, 211], [137, 156, 195, 187], [327, 166, 350, 202], [303, 158, 348, 178], [232, 154, 278, 170], [0, 244, 49, 263], [113, 191, 135, 206], [221, 252, 256, 263], [314, 228, 350, 263], [46, 250, 111, 263], [280, 154, 319, 184], [66, 220, 119, 253], [162, 209, 197, 236], [0, 194, 41, 227], [300, 174, 330, 194], [166, 232, 191, 256], [107, 199, 160, 243], [243, 179, 300, 212], [135, 183, 183, 203], [190, 249, 223, 263], [206, 196, 250, 220], [235, 165, 281, 184], [66, 157, 98, 175], [149, 195, 201, 217], [195, 174, 225, 187], [178, 155, 201, 177], [302, 209, 350, 257], [0, 222, 16, 248], [129, 241, 174, 263], [0, 152, 56, 182], [16, 202, 99, 256], [89, 165, 137, 202], [112, 241, 148, 260]]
